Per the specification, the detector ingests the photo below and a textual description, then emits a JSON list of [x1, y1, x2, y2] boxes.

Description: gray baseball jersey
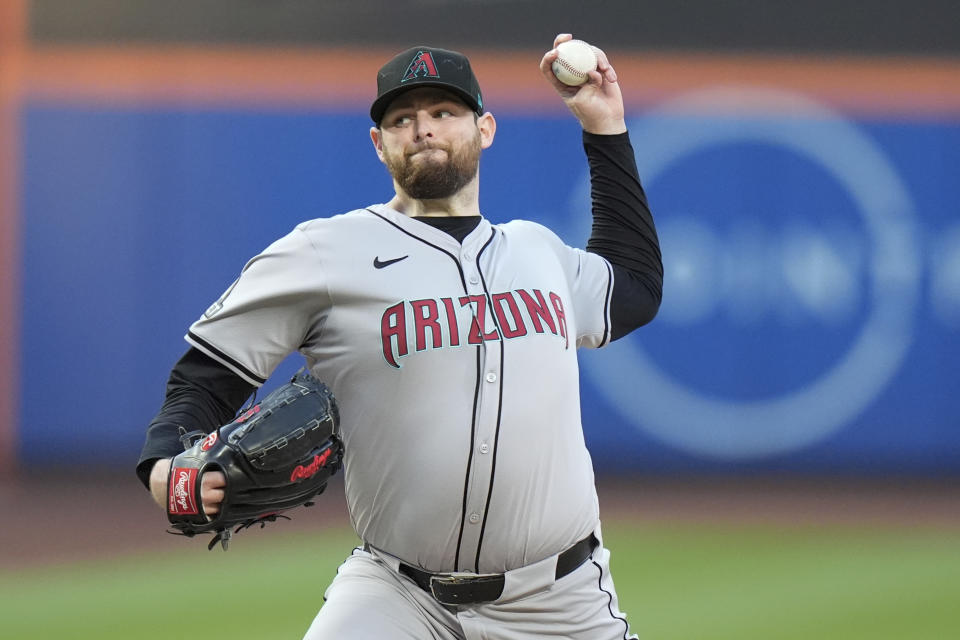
[[186, 203, 614, 574]]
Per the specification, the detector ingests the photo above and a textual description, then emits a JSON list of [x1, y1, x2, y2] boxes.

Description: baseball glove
[[166, 368, 342, 550]]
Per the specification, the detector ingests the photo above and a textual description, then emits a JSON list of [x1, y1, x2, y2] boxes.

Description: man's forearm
[[583, 131, 663, 338], [136, 348, 255, 488]]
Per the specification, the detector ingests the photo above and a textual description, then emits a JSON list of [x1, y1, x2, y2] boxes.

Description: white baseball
[[551, 39, 598, 86]]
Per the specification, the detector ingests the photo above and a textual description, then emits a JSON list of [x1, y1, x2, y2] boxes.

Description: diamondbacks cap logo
[[402, 51, 440, 82]]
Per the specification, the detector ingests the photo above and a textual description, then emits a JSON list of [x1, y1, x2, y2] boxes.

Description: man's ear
[[370, 126, 386, 163], [478, 112, 497, 150]]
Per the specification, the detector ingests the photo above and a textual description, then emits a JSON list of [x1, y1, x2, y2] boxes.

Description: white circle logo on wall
[[573, 87, 921, 460]]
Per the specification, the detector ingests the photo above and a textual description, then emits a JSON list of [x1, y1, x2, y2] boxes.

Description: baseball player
[[138, 34, 662, 639]]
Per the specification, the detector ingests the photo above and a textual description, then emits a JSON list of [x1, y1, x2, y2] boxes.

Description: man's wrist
[[582, 129, 631, 145], [581, 120, 627, 135], [149, 458, 173, 509]]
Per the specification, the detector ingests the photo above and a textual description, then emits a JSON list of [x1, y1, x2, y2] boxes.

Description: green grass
[[611, 523, 960, 639], [1, 523, 958, 639]]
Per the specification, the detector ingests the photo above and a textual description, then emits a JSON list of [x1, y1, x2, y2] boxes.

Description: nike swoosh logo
[[373, 255, 409, 269]]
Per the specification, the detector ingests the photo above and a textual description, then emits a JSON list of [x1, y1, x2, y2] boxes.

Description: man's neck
[[387, 182, 480, 217]]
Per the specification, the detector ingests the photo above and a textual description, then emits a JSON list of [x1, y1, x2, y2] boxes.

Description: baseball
[[551, 39, 598, 86]]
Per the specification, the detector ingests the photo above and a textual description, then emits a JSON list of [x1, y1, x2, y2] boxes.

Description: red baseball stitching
[[554, 53, 592, 82]]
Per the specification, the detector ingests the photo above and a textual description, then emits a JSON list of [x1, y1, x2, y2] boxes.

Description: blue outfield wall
[[19, 99, 960, 474]]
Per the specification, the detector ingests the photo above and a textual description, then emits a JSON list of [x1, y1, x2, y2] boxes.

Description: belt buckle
[[429, 572, 503, 606]]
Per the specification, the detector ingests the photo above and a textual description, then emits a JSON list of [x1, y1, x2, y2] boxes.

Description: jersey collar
[[367, 203, 494, 254]]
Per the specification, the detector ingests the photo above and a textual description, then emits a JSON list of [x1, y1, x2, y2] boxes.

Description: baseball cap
[[370, 46, 484, 125]]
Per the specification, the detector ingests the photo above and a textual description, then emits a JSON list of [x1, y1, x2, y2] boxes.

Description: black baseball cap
[[370, 46, 484, 125]]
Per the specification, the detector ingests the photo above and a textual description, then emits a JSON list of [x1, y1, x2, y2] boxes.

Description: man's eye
[[436, 110, 453, 118], [392, 115, 412, 127]]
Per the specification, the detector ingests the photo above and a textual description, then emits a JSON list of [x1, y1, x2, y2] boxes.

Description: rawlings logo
[[236, 405, 261, 423], [200, 431, 218, 451], [169, 468, 199, 515], [290, 450, 332, 482]]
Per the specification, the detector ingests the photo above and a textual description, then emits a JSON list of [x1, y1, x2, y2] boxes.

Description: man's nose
[[413, 112, 436, 140]]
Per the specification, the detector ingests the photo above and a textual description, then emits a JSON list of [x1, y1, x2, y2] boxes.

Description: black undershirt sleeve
[[135, 348, 255, 489], [582, 131, 663, 340]]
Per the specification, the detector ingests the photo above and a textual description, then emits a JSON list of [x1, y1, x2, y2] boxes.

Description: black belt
[[397, 533, 597, 606]]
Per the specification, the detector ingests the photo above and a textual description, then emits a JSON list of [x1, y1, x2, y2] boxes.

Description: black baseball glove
[[166, 368, 342, 550]]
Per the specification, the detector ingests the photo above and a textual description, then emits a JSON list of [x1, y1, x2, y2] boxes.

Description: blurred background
[[1, 1, 959, 638]]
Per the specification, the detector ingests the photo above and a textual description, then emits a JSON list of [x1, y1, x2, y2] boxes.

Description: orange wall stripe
[[19, 45, 960, 119]]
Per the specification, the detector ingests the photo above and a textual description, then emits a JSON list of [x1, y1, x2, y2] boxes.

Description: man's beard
[[385, 131, 481, 200]]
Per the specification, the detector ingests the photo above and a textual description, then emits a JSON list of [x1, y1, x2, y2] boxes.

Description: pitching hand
[[540, 33, 626, 135]]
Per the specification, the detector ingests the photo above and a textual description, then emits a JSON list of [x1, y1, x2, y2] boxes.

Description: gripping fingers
[[201, 470, 227, 516], [540, 33, 575, 91], [593, 47, 617, 84], [553, 32, 573, 49]]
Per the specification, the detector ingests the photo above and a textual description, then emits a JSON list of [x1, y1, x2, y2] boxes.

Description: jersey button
[[479, 443, 490, 454], [485, 372, 497, 383], [469, 275, 480, 284], [468, 513, 481, 524]]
